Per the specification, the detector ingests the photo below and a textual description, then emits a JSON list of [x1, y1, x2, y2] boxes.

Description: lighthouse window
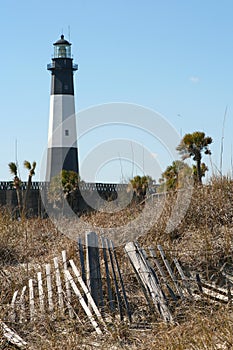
[[65, 130, 69, 136]]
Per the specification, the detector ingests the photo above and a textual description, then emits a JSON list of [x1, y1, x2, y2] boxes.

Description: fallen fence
[[3, 234, 233, 347]]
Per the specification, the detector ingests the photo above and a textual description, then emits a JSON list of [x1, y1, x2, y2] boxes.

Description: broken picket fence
[[3, 233, 233, 348]]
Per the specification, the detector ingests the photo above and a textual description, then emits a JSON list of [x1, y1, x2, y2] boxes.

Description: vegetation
[[8, 162, 22, 214], [1, 175, 233, 349], [4, 131, 233, 349], [8, 161, 37, 217], [48, 170, 81, 210], [23, 160, 36, 215], [129, 175, 153, 201], [159, 160, 192, 191], [177, 131, 212, 184], [193, 161, 208, 183]]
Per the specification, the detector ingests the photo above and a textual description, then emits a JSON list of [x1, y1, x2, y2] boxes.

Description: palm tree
[[159, 160, 192, 191], [23, 161, 36, 214], [129, 175, 153, 202], [8, 162, 22, 214], [176, 132, 212, 184], [48, 170, 80, 211]]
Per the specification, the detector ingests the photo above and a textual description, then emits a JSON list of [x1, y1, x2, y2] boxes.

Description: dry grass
[[1, 176, 233, 349]]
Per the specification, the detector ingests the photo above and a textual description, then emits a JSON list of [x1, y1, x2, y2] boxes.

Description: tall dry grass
[[1, 176, 233, 349]]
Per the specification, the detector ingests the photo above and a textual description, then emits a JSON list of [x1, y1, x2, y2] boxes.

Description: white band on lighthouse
[[48, 94, 77, 148]]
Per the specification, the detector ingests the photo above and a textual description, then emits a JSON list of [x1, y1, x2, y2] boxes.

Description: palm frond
[[8, 162, 17, 176], [32, 161, 36, 170], [24, 160, 31, 170]]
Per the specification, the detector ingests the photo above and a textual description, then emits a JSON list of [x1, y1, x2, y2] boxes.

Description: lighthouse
[[46, 35, 79, 181]]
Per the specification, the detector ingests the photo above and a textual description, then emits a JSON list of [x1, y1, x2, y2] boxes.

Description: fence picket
[[110, 240, 132, 322], [62, 250, 74, 318], [173, 258, 193, 296], [54, 257, 64, 311], [125, 242, 173, 323], [29, 279, 35, 321], [106, 238, 123, 320], [19, 286, 27, 323], [64, 269, 103, 335], [69, 259, 105, 326], [37, 272, 45, 315], [1, 320, 27, 348], [78, 238, 86, 284], [101, 237, 115, 312], [149, 247, 177, 301], [157, 245, 184, 299], [45, 263, 54, 312], [10, 290, 18, 322]]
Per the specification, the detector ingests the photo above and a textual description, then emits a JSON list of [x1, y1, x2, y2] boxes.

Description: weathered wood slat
[[62, 250, 74, 318], [149, 247, 177, 301], [140, 248, 169, 303], [195, 275, 231, 303], [78, 238, 86, 284], [157, 245, 184, 299], [101, 236, 115, 312], [19, 286, 27, 323], [54, 257, 64, 311], [10, 290, 18, 322], [173, 258, 193, 296], [106, 238, 123, 320], [29, 279, 35, 321], [125, 242, 173, 323], [110, 240, 132, 322], [136, 244, 173, 321], [1, 320, 27, 348], [69, 259, 106, 327], [86, 232, 104, 310], [45, 263, 54, 312], [64, 269, 103, 335], [201, 287, 228, 303], [37, 272, 45, 315]]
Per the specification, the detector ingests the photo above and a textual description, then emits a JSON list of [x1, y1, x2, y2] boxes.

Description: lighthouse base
[[46, 147, 79, 181]]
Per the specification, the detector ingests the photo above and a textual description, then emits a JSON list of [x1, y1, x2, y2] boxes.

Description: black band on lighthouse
[[46, 147, 79, 180], [48, 58, 77, 95]]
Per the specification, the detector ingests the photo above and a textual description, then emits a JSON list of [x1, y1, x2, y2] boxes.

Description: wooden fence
[[4, 232, 132, 346], [125, 242, 233, 322], [3, 234, 233, 348]]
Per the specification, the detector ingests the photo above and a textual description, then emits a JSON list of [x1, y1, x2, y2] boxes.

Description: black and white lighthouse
[[46, 35, 79, 181]]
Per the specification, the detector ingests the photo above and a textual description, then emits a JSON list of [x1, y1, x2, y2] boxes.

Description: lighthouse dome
[[54, 35, 71, 46]]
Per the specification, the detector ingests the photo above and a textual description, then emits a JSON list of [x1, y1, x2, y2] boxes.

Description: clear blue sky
[[1, 0, 233, 183]]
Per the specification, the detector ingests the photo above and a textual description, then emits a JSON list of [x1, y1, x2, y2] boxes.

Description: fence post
[[86, 232, 104, 311]]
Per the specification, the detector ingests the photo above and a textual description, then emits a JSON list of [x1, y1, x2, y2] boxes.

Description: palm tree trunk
[[16, 186, 22, 216], [196, 154, 202, 184], [23, 175, 32, 215]]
